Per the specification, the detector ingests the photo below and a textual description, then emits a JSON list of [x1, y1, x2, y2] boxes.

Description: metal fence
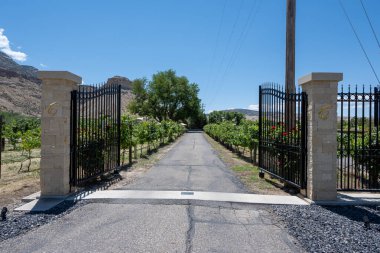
[[337, 85, 380, 190], [70, 83, 121, 187], [258, 84, 308, 189]]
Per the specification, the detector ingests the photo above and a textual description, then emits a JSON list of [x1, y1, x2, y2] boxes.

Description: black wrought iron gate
[[70, 83, 121, 187], [337, 85, 380, 190], [258, 84, 308, 189]]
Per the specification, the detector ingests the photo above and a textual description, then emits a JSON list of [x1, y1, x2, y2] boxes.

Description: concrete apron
[[16, 190, 308, 212], [80, 190, 309, 205], [16, 190, 380, 212]]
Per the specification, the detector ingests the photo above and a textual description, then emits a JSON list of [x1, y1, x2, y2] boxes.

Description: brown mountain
[[0, 51, 134, 116], [105, 76, 134, 114]]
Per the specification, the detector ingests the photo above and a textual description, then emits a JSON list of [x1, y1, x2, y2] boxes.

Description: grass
[[231, 164, 287, 195], [203, 133, 288, 195], [0, 148, 41, 207]]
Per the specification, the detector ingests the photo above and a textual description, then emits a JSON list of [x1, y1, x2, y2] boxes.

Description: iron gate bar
[[259, 84, 307, 189], [70, 83, 121, 187], [337, 85, 380, 191]]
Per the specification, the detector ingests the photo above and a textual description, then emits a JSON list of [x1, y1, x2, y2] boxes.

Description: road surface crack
[[185, 204, 195, 253], [185, 166, 193, 190]]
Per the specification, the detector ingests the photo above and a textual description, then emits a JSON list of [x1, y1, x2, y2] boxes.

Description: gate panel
[[337, 85, 380, 190], [70, 83, 121, 187], [259, 84, 307, 189]]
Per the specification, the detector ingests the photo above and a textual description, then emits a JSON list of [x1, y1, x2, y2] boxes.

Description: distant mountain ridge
[[0, 51, 133, 116], [0, 51, 38, 78], [222, 108, 259, 116]]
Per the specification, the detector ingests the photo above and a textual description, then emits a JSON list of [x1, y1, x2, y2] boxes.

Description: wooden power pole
[[285, 0, 296, 130]]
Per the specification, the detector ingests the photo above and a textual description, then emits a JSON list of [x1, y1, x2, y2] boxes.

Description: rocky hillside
[[0, 75, 41, 116], [0, 51, 41, 116], [0, 51, 134, 116], [105, 75, 134, 114]]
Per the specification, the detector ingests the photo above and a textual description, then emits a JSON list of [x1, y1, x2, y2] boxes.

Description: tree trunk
[[129, 145, 132, 165], [122, 149, 126, 165]]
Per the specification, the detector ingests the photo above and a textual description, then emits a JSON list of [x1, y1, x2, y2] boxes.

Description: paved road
[[119, 131, 246, 193], [0, 132, 303, 253]]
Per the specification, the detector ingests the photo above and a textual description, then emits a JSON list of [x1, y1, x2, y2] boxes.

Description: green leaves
[[120, 116, 185, 150], [128, 69, 205, 128], [20, 128, 41, 152], [204, 120, 259, 151]]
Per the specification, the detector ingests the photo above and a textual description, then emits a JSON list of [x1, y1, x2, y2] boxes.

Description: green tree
[[128, 69, 205, 128], [3, 120, 22, 150], [19, 128, 41, 172]]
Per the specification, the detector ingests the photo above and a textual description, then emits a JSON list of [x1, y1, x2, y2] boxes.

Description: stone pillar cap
[[298, 72, 343, 85], [38, 71, 82, 84]]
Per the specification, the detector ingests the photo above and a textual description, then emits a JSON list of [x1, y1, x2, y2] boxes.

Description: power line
[[206, 0, 228, 91], [209, 0, 244, 96], [208, 0, 258, 108], [208, 0, 262, 107], [339, 0, 380, 85], [359, 0, 380, 50]]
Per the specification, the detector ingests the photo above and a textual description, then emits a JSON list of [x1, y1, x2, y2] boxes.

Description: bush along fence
[[204, 120, 259, 163], [120, 115, 185, 165]]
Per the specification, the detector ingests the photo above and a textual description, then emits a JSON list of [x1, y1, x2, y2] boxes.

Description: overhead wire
[[210, 0, 262, 105], [359, 0, 380, 50], [208, 0, 260, 108], [206, 0, 228, 90], [208, 0, 245, 107], [339, 0, 380, 85]]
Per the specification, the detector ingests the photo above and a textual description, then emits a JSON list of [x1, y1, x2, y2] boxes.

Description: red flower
[[282, 132, 288, 136], [271, 126, 276, 130]]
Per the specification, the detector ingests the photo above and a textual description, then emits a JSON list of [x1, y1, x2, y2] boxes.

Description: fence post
[[38, 71, 81, 197], [299, 72, 343, 201]]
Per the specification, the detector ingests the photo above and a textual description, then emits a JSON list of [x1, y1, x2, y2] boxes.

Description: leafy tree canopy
[[128, 69, 205, 127]]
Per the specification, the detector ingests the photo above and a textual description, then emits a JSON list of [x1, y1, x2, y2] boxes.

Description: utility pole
[[285, 0, 296, 130]]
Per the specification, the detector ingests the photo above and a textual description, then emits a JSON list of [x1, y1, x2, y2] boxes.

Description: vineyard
[[203, 111, 259, 163], [0, 110, 185, 206], [120, 115, 185, 165]]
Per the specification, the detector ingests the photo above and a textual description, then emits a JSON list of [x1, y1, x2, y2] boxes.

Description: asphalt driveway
[[0, 132, 303, 253]]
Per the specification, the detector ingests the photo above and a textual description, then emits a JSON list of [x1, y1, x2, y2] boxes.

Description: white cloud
[[207, 110, 214, 114], [39, 63, 47, 68], [248, 104, 259, 111], [0, 28, 27, 62]]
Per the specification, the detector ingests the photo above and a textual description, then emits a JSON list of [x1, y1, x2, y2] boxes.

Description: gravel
[[0, 200, 88, 242], [272, 204, 380, 253]]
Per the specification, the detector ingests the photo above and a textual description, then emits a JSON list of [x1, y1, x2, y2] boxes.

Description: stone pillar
[[298, 72, 343, 201], [38, 71, 81, 197]]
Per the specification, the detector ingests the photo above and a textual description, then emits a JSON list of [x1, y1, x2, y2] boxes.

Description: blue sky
[[1, 0, 380, 112]]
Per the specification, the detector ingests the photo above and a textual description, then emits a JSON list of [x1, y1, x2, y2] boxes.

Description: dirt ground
[[0, 140, 180, 209], [0, 148, 41, 208]]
